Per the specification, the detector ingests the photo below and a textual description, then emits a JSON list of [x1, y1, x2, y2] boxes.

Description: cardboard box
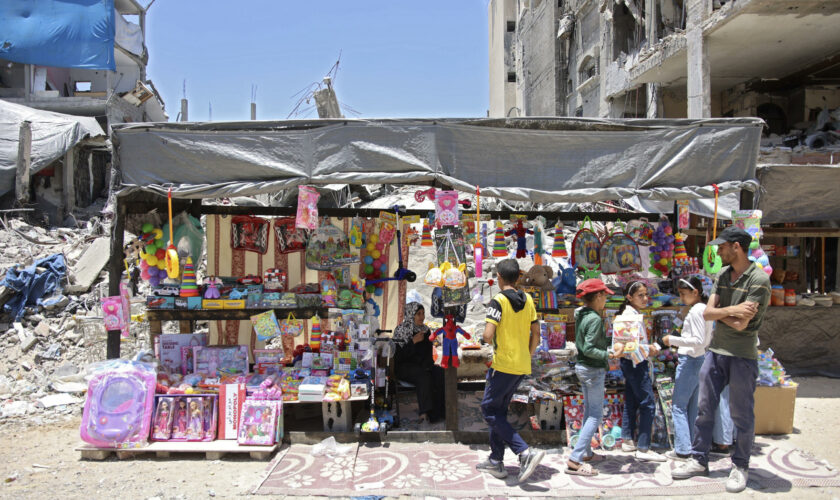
[[146, 296, 175, 309], [158, 333, 207, 374], [202, 299, 224, 309], [218, 383, 246, 440], [187, 297, 203, 310], [223, 299, 246, 309], [754, 385, 796, 435]]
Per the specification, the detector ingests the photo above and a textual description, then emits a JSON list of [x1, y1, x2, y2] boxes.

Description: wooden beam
[[106, 199, 126, 359], [63, 149, 76, 214], [444, 366, 458, 431], [15, 121, 32, 205]]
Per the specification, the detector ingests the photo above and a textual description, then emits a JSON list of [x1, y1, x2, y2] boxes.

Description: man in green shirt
[[672, 227, 771, 493]]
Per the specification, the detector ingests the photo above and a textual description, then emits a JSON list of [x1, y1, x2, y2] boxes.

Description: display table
[[76, 440, 278, 460], [759, 305, 840, 377]]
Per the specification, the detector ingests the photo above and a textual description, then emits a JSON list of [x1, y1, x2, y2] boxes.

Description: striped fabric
[[205, 215, 407, 352]]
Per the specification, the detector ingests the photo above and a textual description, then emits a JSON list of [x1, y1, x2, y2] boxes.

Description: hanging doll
[[430, 314, 471, 368], [505, 219, 533, 259]]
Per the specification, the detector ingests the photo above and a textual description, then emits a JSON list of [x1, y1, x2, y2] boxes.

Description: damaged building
[[0, 0, 167, 223], [489, 0, 840, 132]]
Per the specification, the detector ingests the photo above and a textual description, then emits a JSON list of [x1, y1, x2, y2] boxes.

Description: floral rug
[[394, 390, 531, 432], [254, 438, 840, 497]]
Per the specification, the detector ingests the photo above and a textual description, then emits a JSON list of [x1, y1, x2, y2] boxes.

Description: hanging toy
[[421, 219, 434, 246], [551, 223, 568, 258], [349, 218, 364, 248], [703, 184, 723, 275], [533, 224, 545, 265], [629, 217, 655, 246], [443, 262, 467, 289], [505, 218, 533, 259], [164, 188, 180, 280], [491, 222, 508, 258], [430, 314, 471, 368], [648, 215, 675, 277], [474, 186, 483, 277], [571, 216, 601, 272]]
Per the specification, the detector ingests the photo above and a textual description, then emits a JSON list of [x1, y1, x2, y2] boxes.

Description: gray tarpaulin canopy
[[111, 117, 763, 203], [756, 164, 840, 223]]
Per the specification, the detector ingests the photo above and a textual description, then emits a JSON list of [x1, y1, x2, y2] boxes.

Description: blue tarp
[[0, 0, 115, 70], [2, 254, 66, 320]]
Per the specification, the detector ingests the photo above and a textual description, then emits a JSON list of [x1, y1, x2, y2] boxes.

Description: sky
[[145, 1, 491, 122]]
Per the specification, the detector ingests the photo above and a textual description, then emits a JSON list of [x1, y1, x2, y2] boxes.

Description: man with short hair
[[475, 259, 545, 483], [672, 227, 771, 493]]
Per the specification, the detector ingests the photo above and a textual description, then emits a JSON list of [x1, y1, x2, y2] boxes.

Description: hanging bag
[[231, 215, 270, 254], [274, 217, 309, 254], [599, 219, 642, 274], [571, 216, 602, 271], [305, 221, 359, 270], [278, 313, 303, 337]]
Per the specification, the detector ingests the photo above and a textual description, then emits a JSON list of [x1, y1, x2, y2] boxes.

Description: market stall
[[80, 117, 771, 457]]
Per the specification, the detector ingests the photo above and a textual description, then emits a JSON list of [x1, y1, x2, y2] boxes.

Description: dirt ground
[[0, 376, 838, 500]]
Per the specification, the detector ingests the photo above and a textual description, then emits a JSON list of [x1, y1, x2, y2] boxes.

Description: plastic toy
[[365, 206, 417, 287], [649, 215, 675, 277], [505, 218, 533, 259], [349, 217, 364, 248], [430, 314, 471, 368], [203, 276, 221, 299], [704, 184, 723, 274], [151, 397, 174, 441], [306, 223, 359, 270], [571, 217, 601, 271], [296, 185, 320, 230], [600, 221, 642, 274], [80, 362, 156, 447], [164, 188, 180, 278], [552, 263, 577, 296], [238, 400, 280, 446]]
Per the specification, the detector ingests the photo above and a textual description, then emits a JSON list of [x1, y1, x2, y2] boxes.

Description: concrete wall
[[488, 0, 517, 117], [517, 0, 562, 116]]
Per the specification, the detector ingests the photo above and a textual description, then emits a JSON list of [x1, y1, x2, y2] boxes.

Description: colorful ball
[[155, 248, 166, 260], [145, 244, 157, 255], [365, 264, 374, 274], [364, 256, 374, 265], [366, 242, 375, 252], [369, 234, 379, 244], [374, 287, 384, 296], [156, 260, 165, 270], [145, 254, 158, 266], [141, 222, 154, 234], [371, 250, 381, 260], [380, 264, 388, 273], [366, 285, 376, 293], [152, 228, 163, 240], [375, 242, 384, 251]]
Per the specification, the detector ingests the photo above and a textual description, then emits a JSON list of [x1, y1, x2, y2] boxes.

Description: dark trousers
[[396, 362, 445, 420], [481, 368, 529, 461], [620, 358, 656, 450], [691, 351, 758, 469]]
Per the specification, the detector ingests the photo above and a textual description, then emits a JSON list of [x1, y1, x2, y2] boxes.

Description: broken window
[[612, 2, 644, 59], [507, 72, 517, 83], [507, 21, 516, 32], [579, 56, 597, 83], [757, 103, 787, 137], [74, 81, 92, 92]]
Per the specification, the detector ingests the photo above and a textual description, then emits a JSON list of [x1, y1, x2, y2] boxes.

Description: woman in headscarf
[[393, 302, 445, 424]]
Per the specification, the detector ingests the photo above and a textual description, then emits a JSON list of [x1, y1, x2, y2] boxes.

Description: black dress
[[394, 327, 446, 421]]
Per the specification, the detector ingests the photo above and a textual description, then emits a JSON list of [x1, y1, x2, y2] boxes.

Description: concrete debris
[[16, 323, 38, 352], [34, 321, 51, 337], [36, 343, 62, 362], [37, 394, 82, 408], [50, 381, 87, 394], [65, 237, 111, 294]]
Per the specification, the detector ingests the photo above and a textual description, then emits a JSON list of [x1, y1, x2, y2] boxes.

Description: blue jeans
[[481, 368, 528, 461], [714, 385, 735, 445], [620, 358, 656, 450], [570, 364, 606, 463], [691, 352, 758, 469], [672, 354, 705, 454]]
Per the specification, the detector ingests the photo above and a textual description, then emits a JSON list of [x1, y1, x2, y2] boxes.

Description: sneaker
[[671, 457, 710, 479], [621, 439, 637, 452], [635, 449, 667, 462], [710, 443, 731, 456], [476, 458, 508, 479], [726, 465, 748, 493], [664, 450, 691, 461], [517, 449, 546, 483]]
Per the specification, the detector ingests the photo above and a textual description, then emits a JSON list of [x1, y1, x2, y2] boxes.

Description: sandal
[[583, 453, 605, 463], [566, 461, 598, 476]]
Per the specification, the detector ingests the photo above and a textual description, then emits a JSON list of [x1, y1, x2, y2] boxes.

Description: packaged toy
[[378, 210, 397, 244], [203, 395, 218, 440], [80, 360, 156, 448], [349, 217, 364, 247], [231, 215, 270, 254], [295, 185, 320, 230], [571, 216, 601, 271], [649, 215, 675, 277], [101, 283, 130, 338], [263, 268, 287, 292], [599, 221, 641, 274], [170, 397, 190, 439], [193, 345, 249, 375], [434, 190, 460, 228], [237, 400, 281, 446], [151, 396, 175, 441], [274, 217, 309, 253], [306, 223, 359, 270], [251, 310, 281, 341], [628, 217, 655, 246], [320, 276, 337, 307]]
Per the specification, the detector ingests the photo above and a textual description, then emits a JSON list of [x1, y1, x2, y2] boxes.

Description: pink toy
[[80, 364, 156, 448], [171, 398, 189, 439], [151, 397, 175, 440], [430, 314, 471, 368], [296, 185, 320, 230], [203, 276, 221, 299], [237, 400, 280, 446], [187, 399, 204, 439]]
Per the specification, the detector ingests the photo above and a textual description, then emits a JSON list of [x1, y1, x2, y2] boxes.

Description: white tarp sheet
[[756, 164, 840, 223], [111, 117, 764, 203], [115, 12, 144, 56], [0, 99, 105, 196]]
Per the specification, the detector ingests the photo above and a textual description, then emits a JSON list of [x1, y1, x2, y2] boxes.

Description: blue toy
[[552, 263, 577, 296]]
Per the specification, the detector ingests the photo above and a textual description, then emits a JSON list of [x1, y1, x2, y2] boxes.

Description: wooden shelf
[[147, 307, 328, 322]]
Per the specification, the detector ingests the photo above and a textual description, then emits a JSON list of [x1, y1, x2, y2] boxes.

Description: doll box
[[193, 345, 249, 375], [223, 299, 246, 309], [202, 299, 225, 310], [159, 333, 208, 374]]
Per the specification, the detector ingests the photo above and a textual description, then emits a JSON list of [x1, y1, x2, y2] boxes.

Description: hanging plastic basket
[[599, 220, 641, 274], [571, 216, 602, 271]]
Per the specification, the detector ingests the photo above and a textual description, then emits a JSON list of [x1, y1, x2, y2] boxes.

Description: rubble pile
[[0, 208, 145, 428]]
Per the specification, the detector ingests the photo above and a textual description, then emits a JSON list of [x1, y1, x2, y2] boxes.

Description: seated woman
[[393, 302, 445, 424]]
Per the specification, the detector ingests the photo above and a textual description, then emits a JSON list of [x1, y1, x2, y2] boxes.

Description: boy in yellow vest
[[475, 259, 545, 483]]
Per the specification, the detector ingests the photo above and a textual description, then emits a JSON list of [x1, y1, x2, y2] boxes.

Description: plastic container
[[784, 289, 796, 306], [770, 286, 785, 306]]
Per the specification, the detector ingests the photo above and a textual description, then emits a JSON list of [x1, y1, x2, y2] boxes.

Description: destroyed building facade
[[0, 0, 167, 222], [489, 0, 840, 125]]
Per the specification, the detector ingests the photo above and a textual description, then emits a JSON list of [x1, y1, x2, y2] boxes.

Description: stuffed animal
[[505, 219, 533, 258], [552, 263, 577, 296], [517, 265, 555, 291], [429, 314, 471, 368]]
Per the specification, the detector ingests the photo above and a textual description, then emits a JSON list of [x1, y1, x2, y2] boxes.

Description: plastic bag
[[310, 436, 353, 457], [162, 212, 205, 265]]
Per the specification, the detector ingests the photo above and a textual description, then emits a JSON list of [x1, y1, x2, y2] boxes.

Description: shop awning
[[111, 117, 764, 203], [756, 163, 840, 223]]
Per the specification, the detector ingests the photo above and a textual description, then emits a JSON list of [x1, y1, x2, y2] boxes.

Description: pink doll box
[[193, 345, 249, 375], [80, 367, 156, 448], [237, 399, 281, 446], [151, 396, 176, 441]]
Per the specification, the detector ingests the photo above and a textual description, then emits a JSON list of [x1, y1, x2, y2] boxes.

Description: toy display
[[430, 314, 471, 368], [628, 217, 655, 246], [551, 223, 568, 258], [251, 310, 281, 341], [600, 393, 625, 450], [421, 219, 434, 246], [164, 188, 181, 279], [491, 222, 508, 257], [505, 217, 533, 259], [151, 396, 175, 440], [571, 217, 601, 271], [433, 227, 470, 306], [179, 257, 199, 297], [80, 360, 156, 448], [349, 217, 364, 248], [193, 346, 249, 375]]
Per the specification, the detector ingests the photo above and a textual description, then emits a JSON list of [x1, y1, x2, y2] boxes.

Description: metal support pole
[[106, 198, 126, 359]]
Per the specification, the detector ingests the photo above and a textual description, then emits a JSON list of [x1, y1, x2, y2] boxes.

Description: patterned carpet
[[394, 390, 531, 432], [255, 437, 840, 497]]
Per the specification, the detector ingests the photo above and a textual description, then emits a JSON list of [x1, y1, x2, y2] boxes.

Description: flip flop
[[566, 462, 598, 476], [583, 453, 605, 463]]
